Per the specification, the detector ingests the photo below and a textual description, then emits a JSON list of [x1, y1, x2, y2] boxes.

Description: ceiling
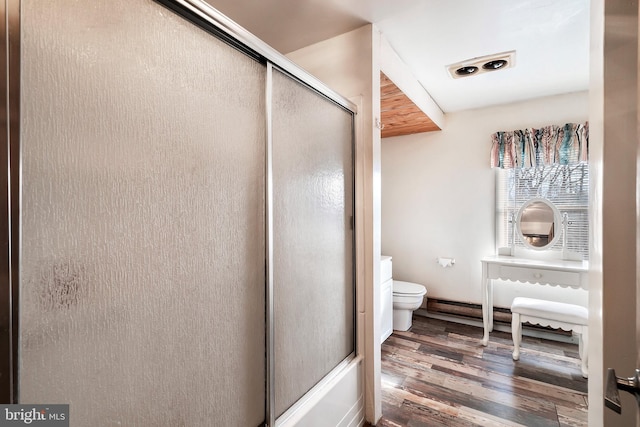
[[203, 0, 590, 113]]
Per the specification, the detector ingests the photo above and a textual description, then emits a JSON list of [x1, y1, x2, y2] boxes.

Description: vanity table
[[480, 255, 588, 345]]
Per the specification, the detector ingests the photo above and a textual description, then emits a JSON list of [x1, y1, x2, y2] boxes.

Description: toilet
[[393, 280, 427, 331]]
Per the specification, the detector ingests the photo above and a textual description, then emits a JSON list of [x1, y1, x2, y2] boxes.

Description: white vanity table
[[480, 255, 588, 345]]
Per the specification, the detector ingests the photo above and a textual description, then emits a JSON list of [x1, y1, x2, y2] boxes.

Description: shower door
[[18, 0, 266, 425], [3, 0, 356, 425], [271, 68, 355, 419]]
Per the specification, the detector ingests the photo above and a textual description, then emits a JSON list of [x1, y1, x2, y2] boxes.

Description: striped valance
[[490, 122, 589, 169]]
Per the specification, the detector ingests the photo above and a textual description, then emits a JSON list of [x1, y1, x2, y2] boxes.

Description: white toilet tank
[[380, 256, 393, 343], [381, 256, 392, 282]]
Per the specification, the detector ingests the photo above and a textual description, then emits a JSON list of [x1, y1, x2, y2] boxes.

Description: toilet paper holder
[[436, 257, 455, 268]]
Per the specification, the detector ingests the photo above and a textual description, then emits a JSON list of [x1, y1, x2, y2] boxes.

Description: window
[[496, 163, 589, 259]]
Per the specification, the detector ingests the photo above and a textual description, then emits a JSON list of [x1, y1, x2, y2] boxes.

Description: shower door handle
[[605, 368, 640, 413]]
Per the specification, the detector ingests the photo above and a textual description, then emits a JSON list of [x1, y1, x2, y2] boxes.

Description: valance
[[490, 122, 588, 169]]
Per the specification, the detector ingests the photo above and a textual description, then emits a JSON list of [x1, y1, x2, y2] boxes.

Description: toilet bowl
[[392, 280, 427, 331]]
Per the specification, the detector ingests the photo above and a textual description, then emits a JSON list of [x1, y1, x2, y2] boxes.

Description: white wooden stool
[[510, 297, 588, 378]]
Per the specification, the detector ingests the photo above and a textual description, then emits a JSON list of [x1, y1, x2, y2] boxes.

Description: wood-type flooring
[[374, 316, 588, 427]]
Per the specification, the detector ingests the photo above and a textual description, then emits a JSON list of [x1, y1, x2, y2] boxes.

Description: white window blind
[[495, 163, 589, 259]]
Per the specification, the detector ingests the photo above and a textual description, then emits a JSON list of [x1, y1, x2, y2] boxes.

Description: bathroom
[[2, 0, 638, 426], [285, 18, 595, 423], [380, 91, 590, 331]]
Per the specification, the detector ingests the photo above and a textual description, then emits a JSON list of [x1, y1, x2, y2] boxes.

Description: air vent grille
[[447, 50, 516, 79]]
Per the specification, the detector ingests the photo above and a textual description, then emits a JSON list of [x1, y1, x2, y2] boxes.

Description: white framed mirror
[[515, 198, 562, 250]]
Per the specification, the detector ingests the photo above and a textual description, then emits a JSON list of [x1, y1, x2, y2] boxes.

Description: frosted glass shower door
[[19, 1, 265, 425], [271, 69, 355, 418]]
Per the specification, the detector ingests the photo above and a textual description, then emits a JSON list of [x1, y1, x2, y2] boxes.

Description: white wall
[[382, 91, 589, 309]]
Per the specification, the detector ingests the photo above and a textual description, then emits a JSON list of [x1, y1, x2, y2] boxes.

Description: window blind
[[495, 163, 589, 259]]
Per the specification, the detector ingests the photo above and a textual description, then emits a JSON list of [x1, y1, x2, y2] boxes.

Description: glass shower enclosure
[[1, 0, 356, 425]]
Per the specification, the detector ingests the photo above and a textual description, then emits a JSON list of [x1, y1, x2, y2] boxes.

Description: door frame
[[589, 0, 639, 424]]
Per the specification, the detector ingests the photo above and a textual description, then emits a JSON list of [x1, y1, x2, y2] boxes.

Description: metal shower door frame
[[0, 0, 21, 404]]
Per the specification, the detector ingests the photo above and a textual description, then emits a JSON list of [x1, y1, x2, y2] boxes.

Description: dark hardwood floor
[[375, 315, 588, 427]]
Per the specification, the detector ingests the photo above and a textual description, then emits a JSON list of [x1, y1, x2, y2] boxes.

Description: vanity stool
[[510, 297, 588, 378]]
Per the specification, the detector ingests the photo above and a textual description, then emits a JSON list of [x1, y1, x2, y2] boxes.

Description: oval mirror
[[515, 198, 561, 250]]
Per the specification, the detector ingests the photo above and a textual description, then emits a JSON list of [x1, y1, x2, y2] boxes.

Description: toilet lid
[[393, 280, 426, 296]]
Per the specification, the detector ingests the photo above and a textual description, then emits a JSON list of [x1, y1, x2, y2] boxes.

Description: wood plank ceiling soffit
[[380, 72, 441, 138]]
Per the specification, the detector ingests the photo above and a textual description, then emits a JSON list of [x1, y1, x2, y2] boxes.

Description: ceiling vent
[[447, 50, 516, 79]]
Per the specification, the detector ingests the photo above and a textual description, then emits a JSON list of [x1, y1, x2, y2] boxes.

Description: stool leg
[[511, 312, 521, 361], [578, 331, 584, 360], [580, 327, 588, 378]]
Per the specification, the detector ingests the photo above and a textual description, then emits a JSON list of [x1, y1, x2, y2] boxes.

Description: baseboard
[[416, 299, 578, 345], [425, 298, 513, 324]]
